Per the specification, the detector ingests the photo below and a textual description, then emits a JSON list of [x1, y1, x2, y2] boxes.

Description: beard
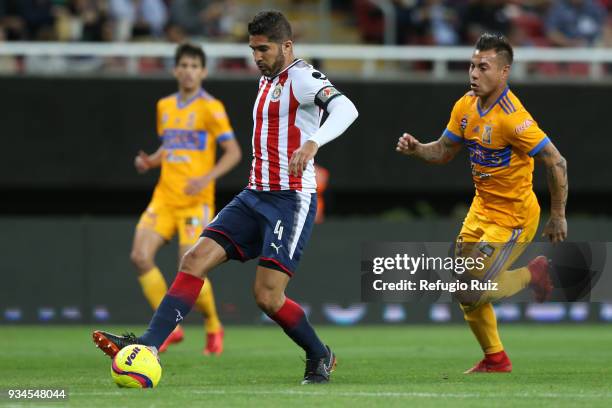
[[261, 49, 286, 77]]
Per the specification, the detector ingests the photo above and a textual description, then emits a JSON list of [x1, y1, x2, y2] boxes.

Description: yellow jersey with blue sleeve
[[152, 89, 235, 208], [443, 87, 550, 228]]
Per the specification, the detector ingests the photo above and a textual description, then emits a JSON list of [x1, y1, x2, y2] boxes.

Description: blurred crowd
[[0, 0, 248, 43], [354, 0, 612, 48], [1, 0, 611, 76], [1, 0, 610, 48]]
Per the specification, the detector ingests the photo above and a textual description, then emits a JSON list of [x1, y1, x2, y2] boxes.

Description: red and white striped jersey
[[248, 59, 335, 193]]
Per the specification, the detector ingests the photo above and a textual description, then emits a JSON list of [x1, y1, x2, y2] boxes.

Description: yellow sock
[[137, 267, 168, 310], [194, 278, 222, 333], [487, 267, 531, 302], [461, 302, 504, 354]]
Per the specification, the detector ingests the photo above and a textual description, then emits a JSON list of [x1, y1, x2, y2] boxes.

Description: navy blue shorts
[[201, 189, 317, 276]]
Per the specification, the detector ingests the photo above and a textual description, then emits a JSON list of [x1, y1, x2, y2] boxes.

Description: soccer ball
[[111, 344, 162, 388]]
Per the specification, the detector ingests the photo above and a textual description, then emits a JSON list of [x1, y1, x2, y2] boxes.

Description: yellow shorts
[[455, 209, 539, 283], [137, 200, 215, 246]]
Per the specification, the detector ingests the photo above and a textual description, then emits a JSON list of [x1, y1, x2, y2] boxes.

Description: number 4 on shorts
[[274, 220, 284, 240]]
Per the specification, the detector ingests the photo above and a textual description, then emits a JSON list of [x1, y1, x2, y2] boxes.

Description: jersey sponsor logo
[[514, 119, 534, 134], [271, 83, 284, 102], [471, 164, 492, 179], [162, 129, 208, 151], [165, 152, 190, 163], [481, 125, 493, 144], [162, 113, 169, 125], [466, 140, 511, 167], [460, 115, 468, 130]]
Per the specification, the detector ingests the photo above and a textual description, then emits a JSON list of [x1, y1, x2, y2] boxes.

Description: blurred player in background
[[396, 33, 568, 373], [130, 42, 241, 355], [314, 164, 329, 224], [93, 10, 358, 384]]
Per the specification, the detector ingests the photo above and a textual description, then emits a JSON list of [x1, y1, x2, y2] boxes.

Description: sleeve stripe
[[528, 136, 551, 157], [216, 131, 235, 142], [443, 128, 463, 143]]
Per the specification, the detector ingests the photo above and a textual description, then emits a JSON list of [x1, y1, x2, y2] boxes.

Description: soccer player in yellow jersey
[[131, 43, 241, 355], [396, 33, 568, 373]]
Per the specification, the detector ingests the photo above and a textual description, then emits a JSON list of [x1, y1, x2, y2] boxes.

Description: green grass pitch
[[1, 325, 611, 407]]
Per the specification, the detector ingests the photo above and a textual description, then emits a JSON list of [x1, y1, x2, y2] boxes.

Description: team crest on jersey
[[481, 125, 493, 144], [460, 115, 468, 130], [472, 125, 480, 134], [271, 83, 283, 102]]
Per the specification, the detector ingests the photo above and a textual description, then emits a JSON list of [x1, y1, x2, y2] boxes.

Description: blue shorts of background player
[[202, 189, 317, 276]]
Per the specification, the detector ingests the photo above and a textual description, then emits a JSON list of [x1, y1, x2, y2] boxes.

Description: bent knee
[[179, 239, 225, 277], [130, 250, 154, 272], [253, 289, 283, 315], [181, 243, 211, 266]]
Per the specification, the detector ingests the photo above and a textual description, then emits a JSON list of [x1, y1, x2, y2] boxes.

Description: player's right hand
[[396, 133, 419, 155], [134, 150, 151, 174], [542, 215, 568, 243]]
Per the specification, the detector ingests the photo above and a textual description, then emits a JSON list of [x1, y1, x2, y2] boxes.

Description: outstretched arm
[[396, 133, 462, 164], [534, 142, 568, 243]]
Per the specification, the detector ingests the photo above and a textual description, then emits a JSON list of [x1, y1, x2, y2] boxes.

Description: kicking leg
[[93, 237, 227, 357], [184, 242, 224, 356]]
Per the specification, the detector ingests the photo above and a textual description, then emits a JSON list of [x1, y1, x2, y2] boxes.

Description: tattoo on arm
[[418, 136, 461, 164], [538, 144, 568, 216]]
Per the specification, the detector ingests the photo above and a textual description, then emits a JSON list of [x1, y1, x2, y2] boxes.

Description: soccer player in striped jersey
[[396, 33, 568, 373], [93, 11, 358, 385]]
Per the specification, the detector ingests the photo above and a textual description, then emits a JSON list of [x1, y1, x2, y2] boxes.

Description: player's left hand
[[542, 215, 567, 243], [184, 175, 212, 196], [289, 140, 318, 177]]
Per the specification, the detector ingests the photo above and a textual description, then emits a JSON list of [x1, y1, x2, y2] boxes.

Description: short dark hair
[[247, 10, 292, 42], [475, 32, 513, 65], [174, 42, 206, 67]]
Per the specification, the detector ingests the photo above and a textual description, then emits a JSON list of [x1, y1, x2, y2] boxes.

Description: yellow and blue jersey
[[443, 87, 550, 228], [152, 89, 235, 208]]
